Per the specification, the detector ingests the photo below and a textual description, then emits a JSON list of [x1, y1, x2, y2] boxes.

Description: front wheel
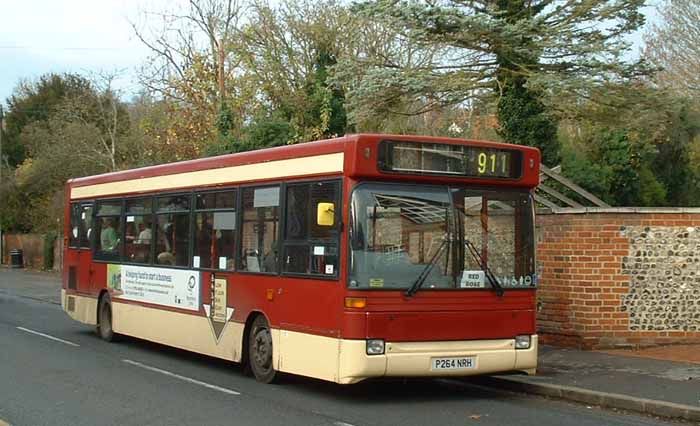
[[248, 316, 277, 383], [97, 296, 116, 342]]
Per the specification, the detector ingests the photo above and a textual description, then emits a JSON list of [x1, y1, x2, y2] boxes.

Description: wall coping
[[539, 207, 700, 215]]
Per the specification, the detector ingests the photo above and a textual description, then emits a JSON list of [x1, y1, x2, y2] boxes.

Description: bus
[[62, 133, 540, 384]]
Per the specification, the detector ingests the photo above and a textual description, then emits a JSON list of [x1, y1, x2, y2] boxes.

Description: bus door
[[75, 203, 94, 294], [65, 202, 82, 293]]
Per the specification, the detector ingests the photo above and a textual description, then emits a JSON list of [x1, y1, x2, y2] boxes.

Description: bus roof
[[68, 134, 540, 200]]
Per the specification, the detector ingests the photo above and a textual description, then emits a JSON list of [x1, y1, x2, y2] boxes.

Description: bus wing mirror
[[317, 202, 335, 226]]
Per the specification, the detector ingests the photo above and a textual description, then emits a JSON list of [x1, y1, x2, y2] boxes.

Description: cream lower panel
[[384, 338, 517, 378], [61, 290, 98, 326], [338, 338, 530, 384], [338, 340, 387, 384], [112, 302, 244, 362], [276, 329, 344, 382], [514, 335, 538, 374]]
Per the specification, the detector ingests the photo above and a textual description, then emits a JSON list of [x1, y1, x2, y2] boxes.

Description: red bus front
[[333, 136, 539, 383]]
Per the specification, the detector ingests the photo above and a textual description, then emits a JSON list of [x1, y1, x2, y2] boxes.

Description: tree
[[132, 0, 251, 154], [2, 73, 134, 231], [239, 0, 350, 142], [338, 0, 650, 164], [559, 83, 700, 206], [3, 74, 93, 167], [644, 0, 700, 94], [132, 0, 245, 103]]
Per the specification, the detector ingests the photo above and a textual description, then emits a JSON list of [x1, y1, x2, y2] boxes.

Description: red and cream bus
[[62, 134, 540, 384]]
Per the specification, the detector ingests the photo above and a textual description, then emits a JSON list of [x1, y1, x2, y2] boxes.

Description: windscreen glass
[[348, 183, 535, 291]]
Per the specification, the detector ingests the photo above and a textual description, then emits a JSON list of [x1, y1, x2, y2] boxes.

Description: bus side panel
[[229, 274, 344, 337], [112, 301, 244, 362]]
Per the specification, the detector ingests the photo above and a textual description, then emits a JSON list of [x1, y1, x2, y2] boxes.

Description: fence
[[1, 233, 61, 270]]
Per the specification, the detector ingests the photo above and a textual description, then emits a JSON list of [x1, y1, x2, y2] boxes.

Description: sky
[[0, 0, 659, 106], [0, 0, 154, 104]]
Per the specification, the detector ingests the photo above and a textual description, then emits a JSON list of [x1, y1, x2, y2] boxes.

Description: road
[[0, 272, 685, 426]]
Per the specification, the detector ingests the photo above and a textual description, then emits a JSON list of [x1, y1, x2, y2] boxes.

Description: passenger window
[[155, 194, 190, 267], [240, 186, 280, 273], [79, 204, 93, 249], [94, 200, 122, 260], [282, 181, 340, 276], [193, 189, 237, 270], [69, 203, 80, 248], [124, 197, 153, 264]]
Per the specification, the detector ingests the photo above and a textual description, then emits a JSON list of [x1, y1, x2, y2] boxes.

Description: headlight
[[366, 339, 385, 355], [515, 335, 531, 350]]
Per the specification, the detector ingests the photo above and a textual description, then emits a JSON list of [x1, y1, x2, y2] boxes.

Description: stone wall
[[536, 210, 700, 349]]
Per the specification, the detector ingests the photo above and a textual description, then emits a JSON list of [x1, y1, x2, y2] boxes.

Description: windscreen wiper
[[405, 237, 448, 297], [464, 239, 504, 297]]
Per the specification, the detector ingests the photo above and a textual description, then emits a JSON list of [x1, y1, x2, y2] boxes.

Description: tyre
[[248, 315, 276, 383], [97, 295, 116, 342]]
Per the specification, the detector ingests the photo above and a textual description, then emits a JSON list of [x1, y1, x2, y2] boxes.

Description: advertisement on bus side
[[106, 264, 200, 311]]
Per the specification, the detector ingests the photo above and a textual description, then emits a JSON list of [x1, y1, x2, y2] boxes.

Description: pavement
[[2, 266, 699, 423], [478, 346, 700, 422]]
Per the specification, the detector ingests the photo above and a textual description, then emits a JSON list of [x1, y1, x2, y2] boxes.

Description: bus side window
[[124, 197, 153, 264], [240, 186, 280, 273], [79, 204, 93, 249], [282, 181, 340, 277], [194, 189, 237, 270], [69, 203, 80, 248], [155, 194, 190, 267], [94, 200, 122, 260]]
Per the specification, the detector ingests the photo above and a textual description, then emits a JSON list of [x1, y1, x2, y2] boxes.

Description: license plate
[[431, 356, 477, 371]]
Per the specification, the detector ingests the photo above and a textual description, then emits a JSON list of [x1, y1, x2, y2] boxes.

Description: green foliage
[[559, 85, 700, 206], [303, 50, 347, 139], [1, 73, 132, 232], [4, 74, 94, 166], [338, 0, 650, 157], [559, 143, 612, 201], [650, 99, 700, 205], [497, 82, 560, 165], [43, 230, 57, 270], [216, 103, 236, 137], [246, 114, 294, 149], [205, 112, 293, 156], [0, 171, 31, 233], [240, 0, 349, 142]]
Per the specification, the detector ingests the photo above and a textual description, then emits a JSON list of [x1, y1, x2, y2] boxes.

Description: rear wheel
[[97, 296, 115, 342], [248, 316, 276, 383]]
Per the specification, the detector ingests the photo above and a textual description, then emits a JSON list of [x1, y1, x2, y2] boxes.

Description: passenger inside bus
[[125, 222, 136, 243], [100, 218, 120, 253], [137, 222, 152, 244]]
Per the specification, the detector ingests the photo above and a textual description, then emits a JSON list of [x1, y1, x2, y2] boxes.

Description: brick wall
[[537, 210, 700, 349]]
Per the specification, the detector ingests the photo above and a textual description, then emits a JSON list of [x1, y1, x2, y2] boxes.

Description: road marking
[[333, 422, 356, 426], [122, 359, 240, 396], [16, 326, 80, 347]]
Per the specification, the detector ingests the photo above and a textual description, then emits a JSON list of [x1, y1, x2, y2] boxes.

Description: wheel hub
[[253, 329, 272, 369]]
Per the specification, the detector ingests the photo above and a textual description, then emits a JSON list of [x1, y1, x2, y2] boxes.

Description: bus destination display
[[378, 141, 522, 179]]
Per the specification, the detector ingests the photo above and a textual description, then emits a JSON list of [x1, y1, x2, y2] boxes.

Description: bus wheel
[[248, 316, 276, 383], [97, 296, 115, 342]]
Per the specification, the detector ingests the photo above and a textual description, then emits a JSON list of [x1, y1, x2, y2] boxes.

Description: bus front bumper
[[337, 335, 537, 384]]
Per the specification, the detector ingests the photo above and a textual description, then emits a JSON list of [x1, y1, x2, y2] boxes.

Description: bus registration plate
[[431, 356, 477, 371]]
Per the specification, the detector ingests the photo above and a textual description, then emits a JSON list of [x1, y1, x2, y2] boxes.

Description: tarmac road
[[0, 273, 688, 426]]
